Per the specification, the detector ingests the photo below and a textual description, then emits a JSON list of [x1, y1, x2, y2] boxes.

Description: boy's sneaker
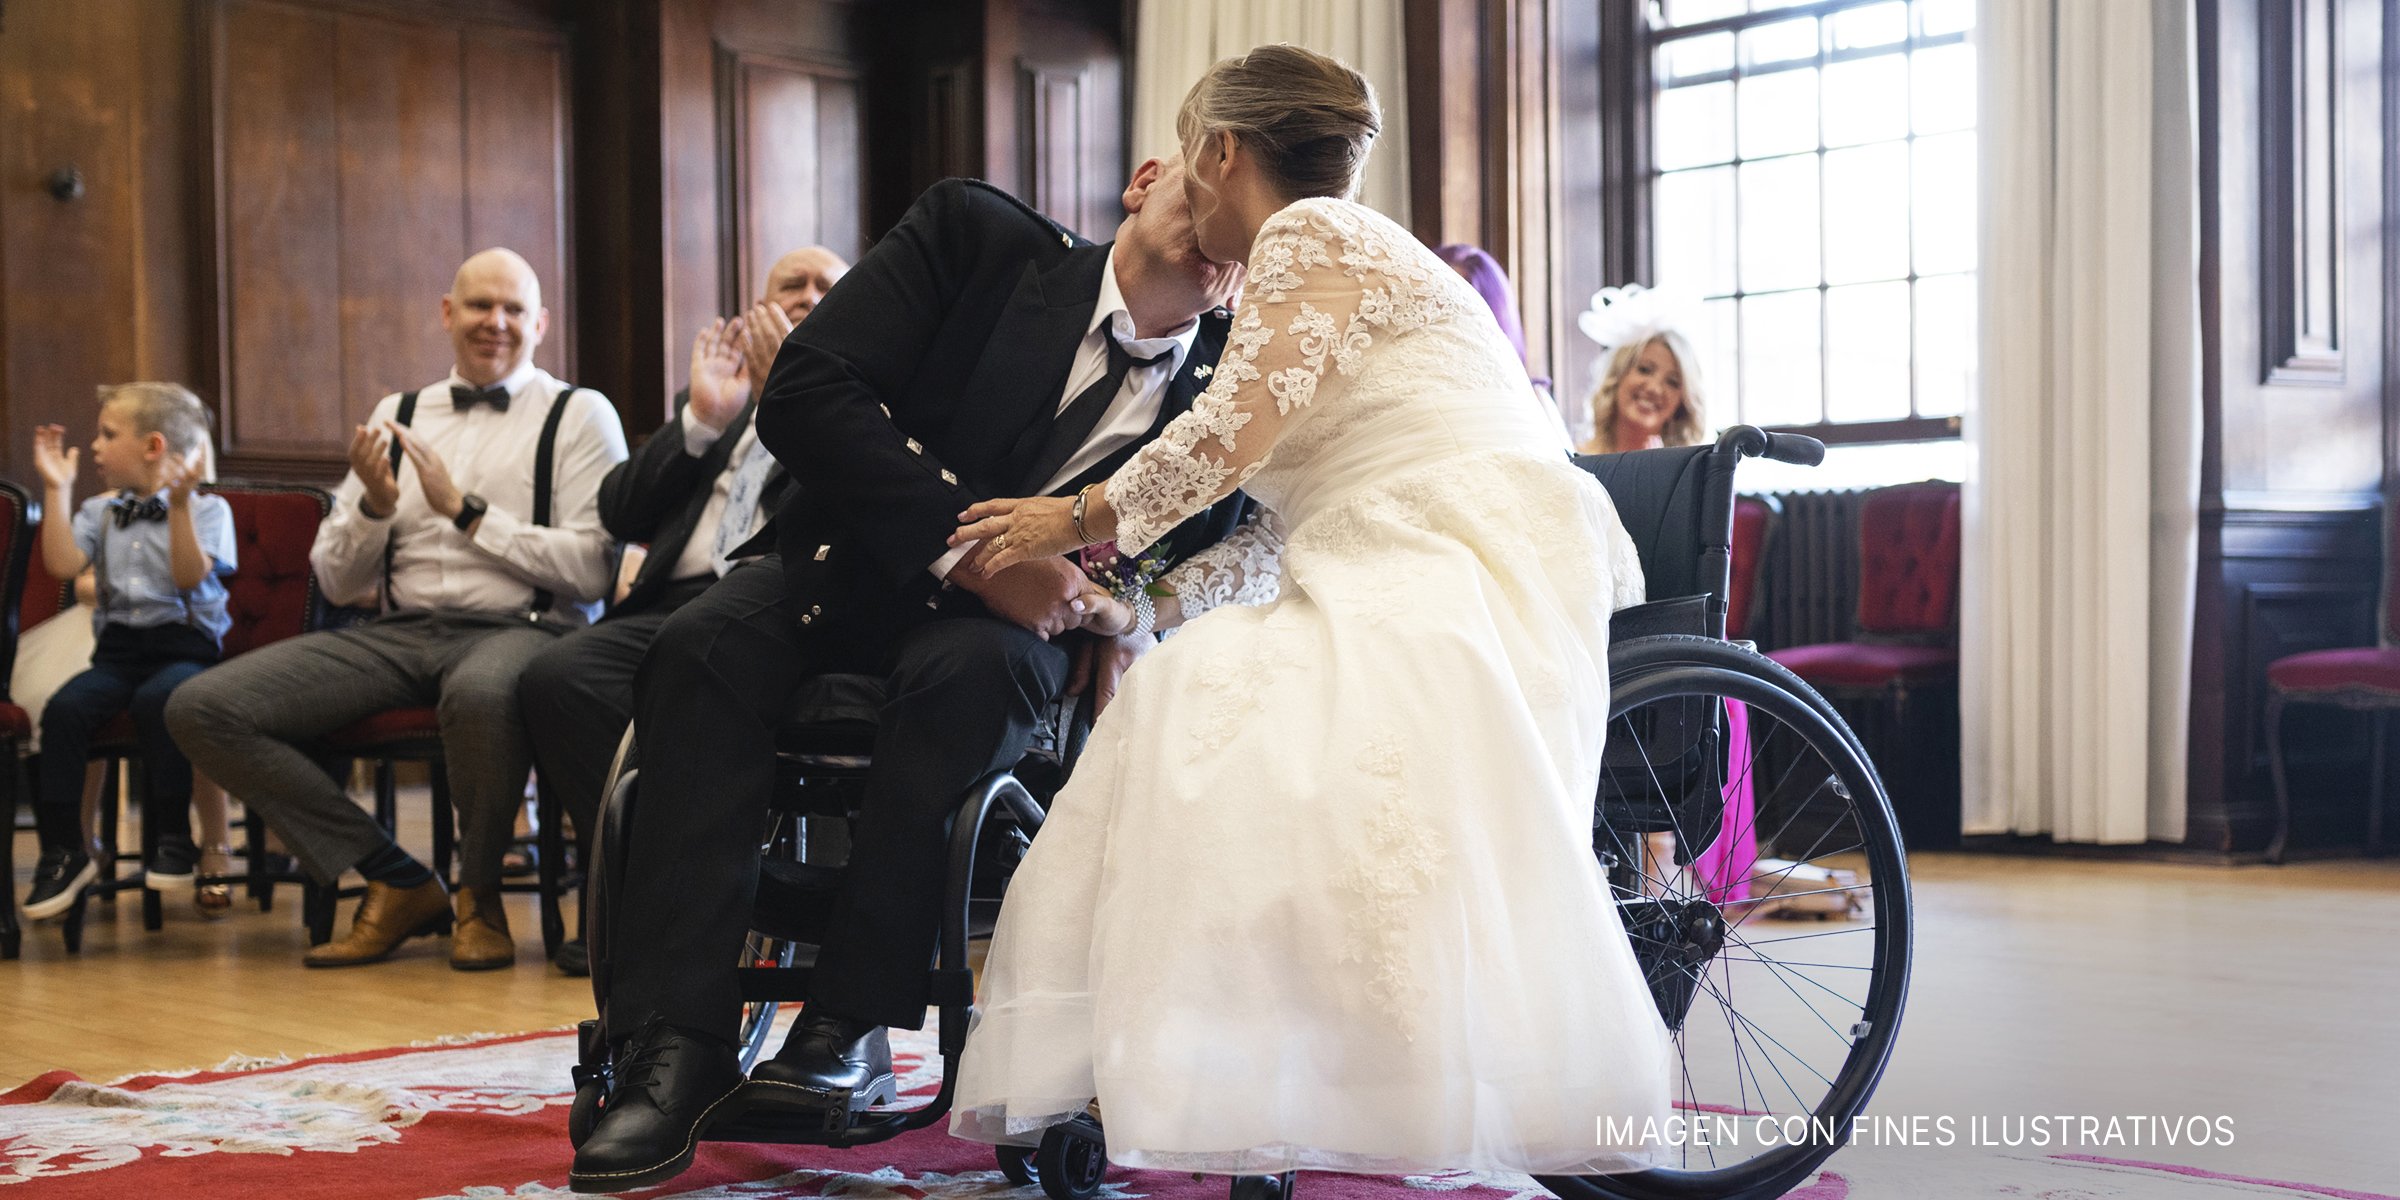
[[24, 849, 97, 920], [146, 836, 200, 887]]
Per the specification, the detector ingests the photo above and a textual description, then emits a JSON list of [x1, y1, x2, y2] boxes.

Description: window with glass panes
[[1648, 0, 1975, 442]]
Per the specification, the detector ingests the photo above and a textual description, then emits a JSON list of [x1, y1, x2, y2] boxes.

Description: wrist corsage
[[1076, 540, 1174, 637]]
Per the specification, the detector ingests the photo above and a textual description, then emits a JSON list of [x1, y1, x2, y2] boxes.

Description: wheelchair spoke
[[1692, 972, 1818, 1115], [1695, 972, 1838, 1095], [1713, 930, 1859, 1048]]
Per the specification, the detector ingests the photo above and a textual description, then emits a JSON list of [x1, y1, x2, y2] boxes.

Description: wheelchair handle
[[1717, 425, 1827, 467]]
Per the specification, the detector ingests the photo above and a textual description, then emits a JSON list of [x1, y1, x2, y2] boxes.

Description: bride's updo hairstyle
[[1175, 44, 1380, 201]]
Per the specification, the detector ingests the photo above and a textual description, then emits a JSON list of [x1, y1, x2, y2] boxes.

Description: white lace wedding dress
[[950, 197, 1674, 1175]]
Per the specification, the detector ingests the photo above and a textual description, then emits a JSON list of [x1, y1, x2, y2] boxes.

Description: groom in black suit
[[571, 158, 1246, 1192], [521, 246, 848, 974]]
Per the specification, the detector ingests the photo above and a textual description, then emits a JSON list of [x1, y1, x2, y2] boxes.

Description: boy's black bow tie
[[451, 382, 511, 411], [109, 493, 168, 528]]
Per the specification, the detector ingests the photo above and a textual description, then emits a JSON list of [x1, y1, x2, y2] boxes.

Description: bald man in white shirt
[[169, 248, 629, 972]]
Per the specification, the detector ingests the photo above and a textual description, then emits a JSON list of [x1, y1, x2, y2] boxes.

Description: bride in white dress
[[946, 45, 1674, 1176]]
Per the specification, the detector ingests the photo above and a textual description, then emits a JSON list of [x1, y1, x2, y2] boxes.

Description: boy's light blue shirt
[[70, 489, 239, 644]]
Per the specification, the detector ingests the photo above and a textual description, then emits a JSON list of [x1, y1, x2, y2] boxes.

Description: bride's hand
[[952, 495, 1078, 575], [1073, 586, 1135, 637]]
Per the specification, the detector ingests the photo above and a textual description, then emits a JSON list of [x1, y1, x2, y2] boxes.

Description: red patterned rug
[[1, 1028, 2390, 1200]]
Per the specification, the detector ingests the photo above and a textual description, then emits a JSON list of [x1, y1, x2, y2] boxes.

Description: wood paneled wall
[[203, 1, 574, 476], [2188, 0, 2391, 854], [2, 0, 1130, 477], [0, 0, 194, 490]]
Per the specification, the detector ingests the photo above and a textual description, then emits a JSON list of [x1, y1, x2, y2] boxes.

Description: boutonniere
[[1192, 364, 1213, 380], [1076, 540, 1177, 600]]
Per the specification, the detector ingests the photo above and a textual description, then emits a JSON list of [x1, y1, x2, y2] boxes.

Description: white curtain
[[1963, 0, 2201, 842], [1130, 0, 1410, 225]]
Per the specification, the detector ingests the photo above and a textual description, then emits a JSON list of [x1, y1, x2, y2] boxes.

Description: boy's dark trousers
[[33, 622, 221, 853]]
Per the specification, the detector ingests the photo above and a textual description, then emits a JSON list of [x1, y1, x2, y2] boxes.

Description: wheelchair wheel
[[1230, 1172, 1297, 1200], [1545, 635, 1912, 1200], [1034, 1114, 1108, 1200], [735, 806, 807, 1072], [996, 1144, 1039, 1187]]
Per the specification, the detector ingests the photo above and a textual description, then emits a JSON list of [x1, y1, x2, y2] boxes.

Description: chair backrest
[[1855, 481, 1961, 637], [1727, 493, 1777, 643], [1575, 439, 1747, 639], [2383, 490, 2399, 648], [206, 481, 333, 658], [0, 480, 32, 689]]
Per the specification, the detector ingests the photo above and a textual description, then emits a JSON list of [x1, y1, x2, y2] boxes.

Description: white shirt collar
[[1090, 247, 1200, 370], [444, 360, 545, 403]]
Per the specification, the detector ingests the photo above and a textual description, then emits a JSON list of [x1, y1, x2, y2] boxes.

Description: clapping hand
[[740, 300, 796, 388], [688, 317, 752, 430], [32, 425, 79, 493], [161, 448, 206, 507], [388, 422, 465, 521], [348, 423, 402, 516]]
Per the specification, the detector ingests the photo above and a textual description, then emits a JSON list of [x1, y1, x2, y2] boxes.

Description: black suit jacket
[[750, 178, 1247, 642], [598, 388, 793, 618]]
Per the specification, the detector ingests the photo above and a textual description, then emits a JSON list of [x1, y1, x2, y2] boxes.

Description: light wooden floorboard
[[5, 811, 2397, 1192]]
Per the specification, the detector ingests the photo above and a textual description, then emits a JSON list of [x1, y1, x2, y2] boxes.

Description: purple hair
[[1435, 243, 1529, 366]]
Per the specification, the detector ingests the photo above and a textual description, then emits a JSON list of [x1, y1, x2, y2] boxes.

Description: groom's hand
[[953, 553, 1089, 640], [1065, 630, 1147, 717]]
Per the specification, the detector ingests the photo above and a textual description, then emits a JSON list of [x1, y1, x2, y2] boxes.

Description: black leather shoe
[[568, 1022, 744, 1194], [553, 937, 590, 977], [743, 1012, 897, 1122]]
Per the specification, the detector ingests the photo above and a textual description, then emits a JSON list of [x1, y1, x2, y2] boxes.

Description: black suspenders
[[380, 384, 579, 618]]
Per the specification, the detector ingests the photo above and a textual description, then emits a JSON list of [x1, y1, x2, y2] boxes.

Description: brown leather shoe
[[450, 885, 516, 971], [304, 879, 452, 968]]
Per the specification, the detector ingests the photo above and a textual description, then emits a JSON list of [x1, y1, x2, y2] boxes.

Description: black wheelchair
[[568, 426, 1911, 1200]]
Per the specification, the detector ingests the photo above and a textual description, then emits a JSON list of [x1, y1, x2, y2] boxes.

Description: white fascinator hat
[[1576, 283, 1704, 354]]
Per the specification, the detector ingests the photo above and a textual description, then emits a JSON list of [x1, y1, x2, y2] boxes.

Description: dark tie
[[109, 492, 168, 529], [1020, 323, 1174, 494], [451, 382, 512, 412]]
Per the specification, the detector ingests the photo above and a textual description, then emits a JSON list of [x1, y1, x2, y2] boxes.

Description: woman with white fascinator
[[1575, 284, 1711, 456]]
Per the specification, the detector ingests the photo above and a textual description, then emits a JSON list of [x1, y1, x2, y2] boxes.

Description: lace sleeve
[[1109, 200, 1408, 554], [1158, 507, 1286, 620]]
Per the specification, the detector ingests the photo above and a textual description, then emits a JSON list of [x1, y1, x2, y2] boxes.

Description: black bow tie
[[109, 493, 168, 528], [451, 382, 511, 412]]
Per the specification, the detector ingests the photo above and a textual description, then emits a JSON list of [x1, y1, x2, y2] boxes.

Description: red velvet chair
[[0, 479, 38, 960], [2264, 501, 2400, 863], [1767, 482, 1962, 847], [76, 483, 334, 945]]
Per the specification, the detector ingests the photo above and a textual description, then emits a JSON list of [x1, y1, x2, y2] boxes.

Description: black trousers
[[37, 622, 221, 853], [607, 556, 1069, 1042], [518, 577, 718, 848]]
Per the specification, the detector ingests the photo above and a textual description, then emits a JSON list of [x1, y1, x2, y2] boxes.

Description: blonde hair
[[1176, 44, 1380, 201], [99, 382, 217, 478], [1582, 333, 1707, 454]]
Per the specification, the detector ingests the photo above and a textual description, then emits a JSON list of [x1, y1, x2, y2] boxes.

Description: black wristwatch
[[453, 492, 489, 532]]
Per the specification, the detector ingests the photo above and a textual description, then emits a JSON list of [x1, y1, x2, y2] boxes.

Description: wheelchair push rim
[[1548, 642, 1912, 1200]]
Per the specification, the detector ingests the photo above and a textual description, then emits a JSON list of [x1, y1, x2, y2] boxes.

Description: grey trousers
[[165, 610, 563, 892]]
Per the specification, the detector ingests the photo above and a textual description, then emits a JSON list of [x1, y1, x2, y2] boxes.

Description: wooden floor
[[5, 816, 2398, 1194]]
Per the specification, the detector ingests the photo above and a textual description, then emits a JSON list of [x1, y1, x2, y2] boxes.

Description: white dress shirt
[[668, 404, 769, 581], [931, 247, 1200, 578], [314, 362, 631, 626]]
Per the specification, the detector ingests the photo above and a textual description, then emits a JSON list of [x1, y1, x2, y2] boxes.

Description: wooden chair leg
[[134, 760, 163, 932], [2, 745, 22, 960], [2370, 708, 2389, 855], [2265, 693, 2294, 864], [430, 761, 455, 889], [536, 777, 566, 958]]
